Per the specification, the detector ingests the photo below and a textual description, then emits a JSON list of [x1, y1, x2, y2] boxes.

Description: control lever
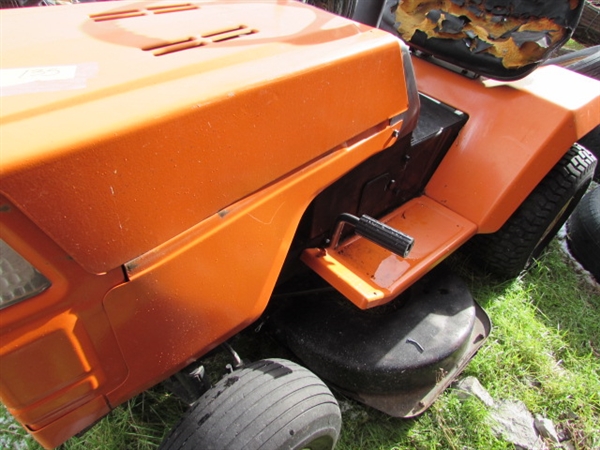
[[329, 213, 414, 258]]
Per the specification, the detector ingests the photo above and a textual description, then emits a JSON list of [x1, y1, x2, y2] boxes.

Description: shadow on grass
[[449, 241, 599, 361], [523, 245, 600, 358], [463, 242, 599, 360]]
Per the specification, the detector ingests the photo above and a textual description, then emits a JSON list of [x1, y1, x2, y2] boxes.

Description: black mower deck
[[269, 265, 491, 417]]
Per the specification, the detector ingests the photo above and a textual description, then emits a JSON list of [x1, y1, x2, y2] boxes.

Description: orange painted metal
[[28, 396, 111, 450], [103, 121, 403, 407], [0, 122, 403, 448], [0, 196, 127, 448], [301, 196, 477, 309], [0, 2, 409, 447], [414, 56, 600, 233], [1, 0, 407, 275], [1, 1, 597, 448], [297, 59, 599, 310]]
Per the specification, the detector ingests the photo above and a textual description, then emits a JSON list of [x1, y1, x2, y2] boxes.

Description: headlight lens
[[0, 240, 51, 309]]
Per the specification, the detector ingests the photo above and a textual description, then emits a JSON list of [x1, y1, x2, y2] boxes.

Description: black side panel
[[307, 94, 468, 241], [277, 94, 467, 281]]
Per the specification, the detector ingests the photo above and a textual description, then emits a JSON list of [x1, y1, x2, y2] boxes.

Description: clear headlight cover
[[0, 240, 51, 309]]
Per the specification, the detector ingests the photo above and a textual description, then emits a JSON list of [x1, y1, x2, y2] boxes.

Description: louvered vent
[[142, 26, 258, 56], [90, 3, 199, 22]]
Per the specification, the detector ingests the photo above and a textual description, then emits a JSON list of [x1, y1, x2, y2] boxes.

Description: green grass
[[564, 39, 588, 51], [333, 243, 600, 449], [2, 239, 599, 449]]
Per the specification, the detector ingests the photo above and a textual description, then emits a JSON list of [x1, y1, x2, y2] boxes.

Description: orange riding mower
[[1, 1, 598, 448]]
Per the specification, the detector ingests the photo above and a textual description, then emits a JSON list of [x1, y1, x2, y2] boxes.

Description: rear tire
[[462, 145, 596, 279], [551, 45, 600, 181], [159, 358, 341, 450], [567, 186, 600, 282], [547, 45, 600, 80], [300, 0, 357, 18], [577, 126, 600, 181]]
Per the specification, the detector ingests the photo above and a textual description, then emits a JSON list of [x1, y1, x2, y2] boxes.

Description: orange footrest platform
[[301, 196, 477, 309]]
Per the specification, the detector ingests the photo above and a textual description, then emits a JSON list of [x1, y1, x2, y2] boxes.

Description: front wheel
[[159, 358, 341, 450], [462, 145, 596, 279]]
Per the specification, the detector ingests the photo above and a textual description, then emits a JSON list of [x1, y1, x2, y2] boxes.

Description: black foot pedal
[[330, 213, 414, 258]]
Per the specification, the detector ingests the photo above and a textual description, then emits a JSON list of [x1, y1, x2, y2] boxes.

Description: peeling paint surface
[[395, 0, 579, 68]]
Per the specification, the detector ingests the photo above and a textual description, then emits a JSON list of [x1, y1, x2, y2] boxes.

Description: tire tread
[[567, 186, 600, 281], [159, 359, 341, 450], [462, 146, 595, 278]]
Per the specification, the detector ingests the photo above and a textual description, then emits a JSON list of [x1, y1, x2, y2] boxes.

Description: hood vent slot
[[148, 4, 198, 14], [144, 37, 206, 56], [202, 25, 256, 43], [91, 9, 145, 21], [142, 25, 258, 56], [90, 4, 198, 22]]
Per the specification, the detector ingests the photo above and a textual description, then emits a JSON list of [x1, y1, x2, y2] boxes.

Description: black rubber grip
[[355, 215, 414, 258]]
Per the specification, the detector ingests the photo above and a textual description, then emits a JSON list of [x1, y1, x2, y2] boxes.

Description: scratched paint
[[372, 254, 409, 289]]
